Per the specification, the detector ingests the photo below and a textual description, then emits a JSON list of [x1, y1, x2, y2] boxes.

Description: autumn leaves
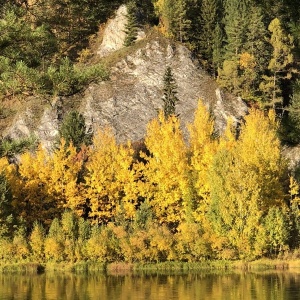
[[0, 101, 294, 259]]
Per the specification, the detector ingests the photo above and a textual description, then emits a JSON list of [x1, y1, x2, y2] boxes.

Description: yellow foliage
[[218, 117, 236, 150], [13, 234, 30, 260], [128, 230, 151, 262], [6, 141, 83, 226], [237, 108, 286, 208], [8, 146, 54, 226], [84, 128, 138, 223], [0, 238, 14, 262], [175, 222, 209, 261], [29, 223, 45, 261], [188, 100, 217, 222], [148, 224, 175, 261], [44, 237, 64, 262], [239, 52, 256, 69], [208, 108, 288, 258], [140, 112, 191, 225], [217, 59, 240, 93], [0, 157, 9, 173], [152, 0, 172, 37], [289, 176, 300, 216], [46, 140, 83, 213]]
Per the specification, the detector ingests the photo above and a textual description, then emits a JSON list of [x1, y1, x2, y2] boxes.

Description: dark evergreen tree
[[240, 6, 269, 101], [0, 7, 57, 67], [59, 111, 92, 151], [256, 0, 285, 26], [198, 0, 218, 70], [124, 1, 139, 47], [217, 0, 252, 94], [244, 6, 269, 76], [0, 135, 37, 161], [136, 0, 157, 25], [212, 22, 224, 76], [289, 20, 300, 60], [280, 80, 300, 144], [0, 173, 14, 238], [223, 0, 250, 60], [171, 0, 191, 42], [184, 0, 202, 52], [162, 66, 179, 117]]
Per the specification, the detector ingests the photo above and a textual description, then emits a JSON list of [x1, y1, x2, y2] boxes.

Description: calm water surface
[[1, 270, 300, 300]]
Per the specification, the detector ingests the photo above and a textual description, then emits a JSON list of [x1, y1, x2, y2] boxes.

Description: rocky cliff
[[3, 5, 247, 148]]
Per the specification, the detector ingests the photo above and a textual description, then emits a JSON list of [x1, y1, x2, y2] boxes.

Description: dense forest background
[[1, 0, 300, 263]]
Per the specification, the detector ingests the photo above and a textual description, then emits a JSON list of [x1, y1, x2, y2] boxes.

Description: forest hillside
[[1, 0, 300, 263], [1, 3, 247, 150]]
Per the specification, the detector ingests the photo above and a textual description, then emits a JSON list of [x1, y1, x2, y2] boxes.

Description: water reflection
[[1, 270, 300, 300]]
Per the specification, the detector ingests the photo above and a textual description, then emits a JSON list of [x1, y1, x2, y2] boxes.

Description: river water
[[1, 270, 300, 300]]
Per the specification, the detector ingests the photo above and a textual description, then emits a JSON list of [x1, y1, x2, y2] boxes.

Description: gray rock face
[[97, 5, 146, 58], [3, 5, 247, 148], [97, 5, 128, 58], [82, 38, 247, 143]]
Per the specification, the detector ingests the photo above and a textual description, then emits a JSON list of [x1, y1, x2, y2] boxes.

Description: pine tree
[[0, 172, 14, 238], [171, 0, 191, 42], [162, 66, 179, 118], [218, 0, 253, 94], [30, 0, 121, 56], [153, 0, 190, 40], [124, 1, 139, 47], [59, 111, 91, 151], [198, 0, 218, 69], [281, 80, 300, 144], [244, 6, 269, 75], [259, 18, 294, 107], [223, 0, 250, 60], [0, 7, 57, 67], [257, 0, 285, 25], [238, 6, 269, 101], [212, 22, 224, 76]]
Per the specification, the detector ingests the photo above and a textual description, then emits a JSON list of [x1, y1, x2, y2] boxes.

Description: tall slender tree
[[153, 0, 190, 41], [212, 22, 224, 76], [59, 111, 91, 151], [171, 0, 191, 42], [259, 18, 294, 107], [223, 0, 250, 60], [217, 0, 252, 94], [198, 0, 218, 69], [140, 112, 191, 229], [124, 1, 139, 47], [162, 66, 179, 118]]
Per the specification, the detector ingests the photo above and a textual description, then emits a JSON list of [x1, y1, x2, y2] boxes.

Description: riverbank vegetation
[[0, 102, 299, 264], [2, 1, 300, 268]]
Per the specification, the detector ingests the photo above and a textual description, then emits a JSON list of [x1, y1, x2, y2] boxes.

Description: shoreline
[[1, 259, 300, 275]]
